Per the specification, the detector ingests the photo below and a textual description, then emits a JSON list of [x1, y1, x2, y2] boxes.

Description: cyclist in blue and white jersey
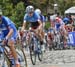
[[35, 9, 46, 28], [35, 9, 46, 51], [0, 9, 20, 67], [21, 5, 43, 44], [55, 16, 65, 32]]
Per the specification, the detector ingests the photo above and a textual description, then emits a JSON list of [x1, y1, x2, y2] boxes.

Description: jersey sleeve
[[60, 20, 65, 25], [35, 12, 40, 22], [42, 16, 45, 22], [3, 16, 16, 29], [3, 17, 12, 26]]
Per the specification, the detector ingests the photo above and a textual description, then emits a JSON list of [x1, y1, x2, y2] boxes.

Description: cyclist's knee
[[8, 40, 15, 47]]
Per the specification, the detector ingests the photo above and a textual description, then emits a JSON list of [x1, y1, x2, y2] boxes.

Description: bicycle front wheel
[[29, 39, 36, 65], [4, 51, 11, 67], [16, 44, 28, 67], [38, 42, 43, 61]]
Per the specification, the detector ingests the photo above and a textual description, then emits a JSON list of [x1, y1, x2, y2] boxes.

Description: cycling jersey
[[35, 10, 45, 23], [24, 12, 40, 23], [40, 15, 45, 22], [55, 17, 64, 31], [1, 16, 17, 40], [55, 23, 61, 30], [24, 12, 41, 29]]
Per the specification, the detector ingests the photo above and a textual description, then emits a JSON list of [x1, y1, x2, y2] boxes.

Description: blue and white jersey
[[1, 16, 17, 38], [24, 12, 40, 23], [40, 15, 45, 22], [35, 11, 45, 22]]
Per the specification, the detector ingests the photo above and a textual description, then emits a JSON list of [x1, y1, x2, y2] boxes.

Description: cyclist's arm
[[21, 14, 28, 31], [6, 26, 13, 39], [3, 17, 14, 39], [38, 20, 42, 29], [21, 20, 26, 31]]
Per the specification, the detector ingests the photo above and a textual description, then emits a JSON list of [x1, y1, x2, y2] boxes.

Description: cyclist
[[50, 14, 57, 28], [55, 17, 64, 31], [21, 5, 43, 44], [35, 9, 46, 39], [35, 9, 46, 51], [54, 16, 68, 49], [0, 9, 20, 67], [35, 9, 45, 28]]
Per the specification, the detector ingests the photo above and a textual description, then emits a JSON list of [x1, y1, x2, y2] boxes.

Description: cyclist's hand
[[20, 31, 24, 37], [2, 39, 7, 45]]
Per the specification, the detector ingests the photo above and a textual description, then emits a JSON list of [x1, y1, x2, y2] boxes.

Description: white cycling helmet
[[35, 9, 41, 15], [26, 5, 34, 13]]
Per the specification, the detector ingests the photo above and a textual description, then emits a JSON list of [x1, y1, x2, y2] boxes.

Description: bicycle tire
[[16, 44, 28, 67], [4, 50, 11, 67], [38, 42, 43, 61], [29, 39, 36, 65]]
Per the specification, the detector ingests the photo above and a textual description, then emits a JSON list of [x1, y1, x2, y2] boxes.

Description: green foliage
[[1, 0, 25, 28], [58, 0, 75, 15], [1, 0, 75, 29], [11, 2, 25, 28], [45, 22, 51, 30]]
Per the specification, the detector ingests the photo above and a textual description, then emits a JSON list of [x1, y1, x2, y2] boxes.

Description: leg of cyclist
[[2, 37, 20, 67], [60, 25, 68, 49], [38, 27, 44, 44], [8, 38, 20, 67], [29, 24, 43, 45], [42, 22, 46, 43]]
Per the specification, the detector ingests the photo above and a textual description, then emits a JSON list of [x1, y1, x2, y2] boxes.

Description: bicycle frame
[[0, 42, 11, 67]]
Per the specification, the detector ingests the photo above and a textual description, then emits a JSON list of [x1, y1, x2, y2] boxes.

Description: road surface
[[25, 49, 75, 67]]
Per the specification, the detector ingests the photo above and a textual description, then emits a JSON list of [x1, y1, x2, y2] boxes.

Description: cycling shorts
[[30, 21, 40, 29]]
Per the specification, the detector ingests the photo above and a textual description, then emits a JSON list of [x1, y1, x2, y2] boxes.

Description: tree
[[0, 0, 25, 28], [1, 0, 75, 29], [57, 0, 75, 15], [11, 2, 25, 28]]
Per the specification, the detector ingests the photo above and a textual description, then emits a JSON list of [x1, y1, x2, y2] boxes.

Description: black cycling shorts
[[30, 21, 40, 29]]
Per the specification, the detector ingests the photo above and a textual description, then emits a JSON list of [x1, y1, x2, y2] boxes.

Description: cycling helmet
[[26, 5, 34, 13], [35, 9, 41, 15]]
